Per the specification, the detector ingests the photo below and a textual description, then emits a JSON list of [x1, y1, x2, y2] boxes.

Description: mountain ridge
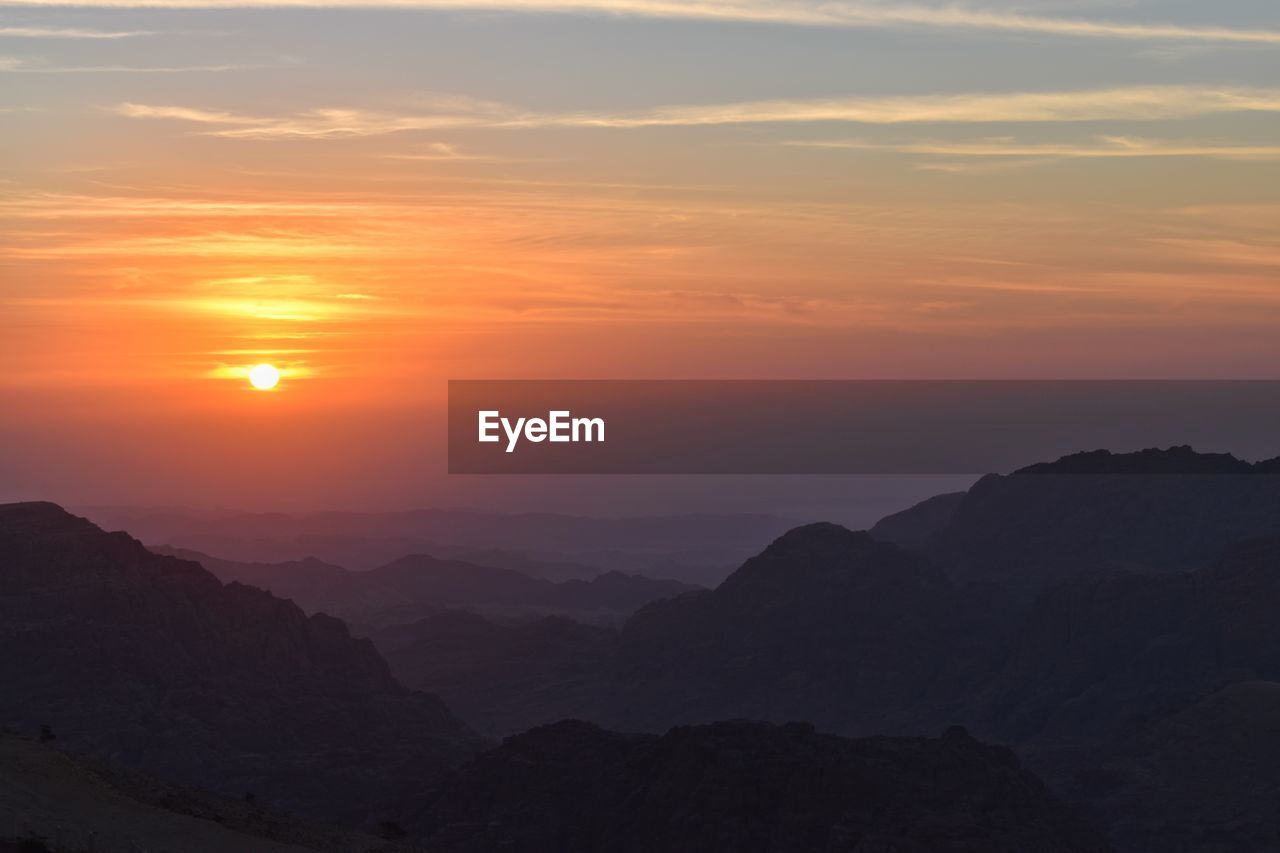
[[0, 501, 483, 826]]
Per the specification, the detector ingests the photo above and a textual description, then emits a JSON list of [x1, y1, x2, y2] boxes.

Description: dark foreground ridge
[[0, 501, 482, 826], [413, 719, 1112, 853]]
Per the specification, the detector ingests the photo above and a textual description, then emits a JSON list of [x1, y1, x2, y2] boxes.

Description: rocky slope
[[871, 447, 1280, 606], [971, 536, 1280, 744], [0, 502, 482, 826], [1073, 681, 1280, 853], [601, 523, 985, 734]]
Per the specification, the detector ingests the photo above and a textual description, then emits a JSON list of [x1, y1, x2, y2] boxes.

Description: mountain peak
[[0, 500, 95, 529], [0, 499, 72, 516], [759, 521, 874, 555], [700, 522, 947, 602]]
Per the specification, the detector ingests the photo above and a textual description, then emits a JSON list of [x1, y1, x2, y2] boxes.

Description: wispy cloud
[[539, 87, 1280, 127], [3, 1, 1280, 45], [786, 135, 1280, 161], [382, 141, 558, 162], [110, 85, 1280, 139], [112, 102, 500, 137], [3, 58, 291, 73], [113, 103, 274, 124], [0, 25, 155, 38]]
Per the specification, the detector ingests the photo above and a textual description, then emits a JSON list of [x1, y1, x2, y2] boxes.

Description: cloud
[[0, 25, 155, 38], [112, 102, 509, 138], [2, 1, 1280, 45], [547, 87, 1280, 127], [111, 99, 520, 138], [113, 103, 272, 124], [786, 135, 1280, 161], [381, 141, 558, 162], [384, 141, 489, 160], [3, 59, 291, 73], [110, 85, 1280, 139]]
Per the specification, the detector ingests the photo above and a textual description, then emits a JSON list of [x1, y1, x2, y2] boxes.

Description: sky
[[1, 0, 1278, 512]]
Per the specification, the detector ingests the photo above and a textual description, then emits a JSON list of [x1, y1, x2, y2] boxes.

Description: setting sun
[[248, 363, 281, 391]]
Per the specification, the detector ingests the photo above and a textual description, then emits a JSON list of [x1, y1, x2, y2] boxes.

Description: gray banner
[[447, 380, 1280, 474]]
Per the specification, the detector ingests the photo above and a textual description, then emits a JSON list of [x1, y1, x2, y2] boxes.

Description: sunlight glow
[[248, 363, 281, 390]]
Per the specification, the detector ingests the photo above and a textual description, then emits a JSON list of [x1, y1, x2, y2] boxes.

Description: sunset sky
[[2, 0, 1278, 511]]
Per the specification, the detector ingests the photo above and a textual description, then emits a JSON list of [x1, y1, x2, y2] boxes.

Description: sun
[[247, 363, 281, 390]]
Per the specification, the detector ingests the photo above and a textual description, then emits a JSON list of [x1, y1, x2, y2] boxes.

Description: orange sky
[[2, 2, 1279, 508]]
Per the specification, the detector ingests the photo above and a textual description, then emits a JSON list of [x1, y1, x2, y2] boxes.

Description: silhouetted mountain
[[156, 546, 698, 629], [869, 491, 965, 549], [972, 536, 1280, 744], [598, 523, 983, 734], [361, 524, 985, 737], [1075, 681, 1280, 853], [901, 446, 1280, 604], [412, 719, 1112, 853], [0, 502, 481, 826], [373, 612, 616, 736]]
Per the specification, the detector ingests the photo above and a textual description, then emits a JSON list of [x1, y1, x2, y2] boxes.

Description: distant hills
[[377, 523, 983, 737], [154, 546, 698, 630], [77, 506, 796, 586]]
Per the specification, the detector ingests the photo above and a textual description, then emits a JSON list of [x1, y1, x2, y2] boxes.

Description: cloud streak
[[3, 59, 289, 73], [787, 135, 1280, 161], [0, 25, 156, 38], [110, 85, 1280, 139], [2, 1, 1280, 45]]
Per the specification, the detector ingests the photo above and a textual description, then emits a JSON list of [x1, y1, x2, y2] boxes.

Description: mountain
[[0, 502, 482, 826], [609, 524, 976, 733], [373, 611, 616, 736], [1074, 681, 1280, 853], [155, 546, 698, 629], [971, 535, 1280, 745], [599, 523, 984, 734], [370, 523, 997, 738], [876, 447, 1280, 605], [869, 491, 965, 550], [411, 719, 1112, 853]]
